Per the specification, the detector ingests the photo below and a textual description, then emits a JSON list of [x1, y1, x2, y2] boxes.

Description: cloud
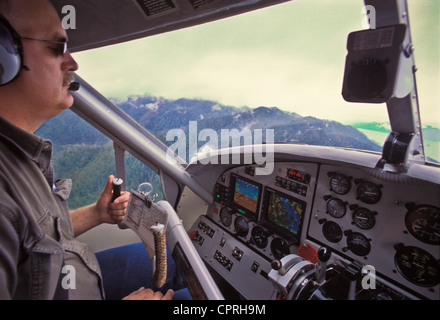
[[73, 0, 439, 126]]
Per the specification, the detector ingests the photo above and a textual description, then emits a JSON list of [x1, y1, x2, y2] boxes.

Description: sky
[[72, 0, 439, 127]]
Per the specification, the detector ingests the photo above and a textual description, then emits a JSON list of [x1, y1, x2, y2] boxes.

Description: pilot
[[0, 0, 188, 300]]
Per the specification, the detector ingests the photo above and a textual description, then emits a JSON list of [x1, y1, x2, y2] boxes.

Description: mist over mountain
[[38, 94, 381, 152]]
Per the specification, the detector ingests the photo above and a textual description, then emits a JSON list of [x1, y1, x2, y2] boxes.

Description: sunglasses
[[1, 13, 69, 86], [21, 37, 68, 56]]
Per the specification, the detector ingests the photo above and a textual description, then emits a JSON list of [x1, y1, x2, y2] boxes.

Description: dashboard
[[187, 160, 440, 300]]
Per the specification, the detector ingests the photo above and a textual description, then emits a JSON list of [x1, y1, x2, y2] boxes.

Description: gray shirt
[[0, 116, 104, 299]]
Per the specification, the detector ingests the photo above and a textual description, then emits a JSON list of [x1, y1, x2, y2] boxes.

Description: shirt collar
[[0, 116, 52, 162]]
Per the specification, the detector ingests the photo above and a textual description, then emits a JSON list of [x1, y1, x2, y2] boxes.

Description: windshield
[[69, 0, 438, 163], [36, 0, 439, 210], [68, 1, 437, 163]]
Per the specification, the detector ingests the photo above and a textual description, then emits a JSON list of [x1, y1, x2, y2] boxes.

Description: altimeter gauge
[[394, 244, 440, 287], [329, 173, 351, 195], [251, 225, 268, 249], [356, 181, 382, 204], [352, 207, 376, 230], [322, 220, 343, 243], [219, 206, 233, 227], [326, 198, 347, 218], [405, 204, 440, 245], [344, 230, 371, 256]]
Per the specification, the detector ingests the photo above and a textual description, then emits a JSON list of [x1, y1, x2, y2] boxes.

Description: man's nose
[[63, 50, 79, 72]]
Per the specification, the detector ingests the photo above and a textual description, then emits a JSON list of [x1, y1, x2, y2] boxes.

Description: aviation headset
[[0, 14, 24, 86]]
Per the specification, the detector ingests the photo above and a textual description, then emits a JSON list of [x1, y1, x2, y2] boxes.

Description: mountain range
[[38, 95, 382, 153], [40, 94, 435, 208]]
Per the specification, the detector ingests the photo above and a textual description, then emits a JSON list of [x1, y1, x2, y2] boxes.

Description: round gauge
[[346, 232, 371, 256], [395, 245, 440, 287], [329, 174, 351, 195], [322, 221, 343, 243], [234, 215, 249, 237], [251, 226, 268, 249], [352, 207, 376, 230], [326, 198, 347, 218], [271, 237, 290, 259], [405, 205, 440, 245], [219, 207, 233, 227], [356, 181, 382, 204]]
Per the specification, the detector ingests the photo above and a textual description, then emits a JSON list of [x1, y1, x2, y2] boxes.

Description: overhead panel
[[50, 0, 290, 52]]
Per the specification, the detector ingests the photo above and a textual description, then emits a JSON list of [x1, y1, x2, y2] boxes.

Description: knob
[[111, 178, 123, 202], [318, 246, 331, 262], [315, 246, 331, 285], [271, 259, 282, 271]]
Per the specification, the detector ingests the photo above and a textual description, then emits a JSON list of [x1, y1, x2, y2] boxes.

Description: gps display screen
[[264, 188, 306, 238]]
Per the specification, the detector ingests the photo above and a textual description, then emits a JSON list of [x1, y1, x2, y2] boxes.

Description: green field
[[357, 128, 439, 163]]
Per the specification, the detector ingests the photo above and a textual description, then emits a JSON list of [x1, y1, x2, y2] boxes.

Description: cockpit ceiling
[[50, 0, 289, 53]]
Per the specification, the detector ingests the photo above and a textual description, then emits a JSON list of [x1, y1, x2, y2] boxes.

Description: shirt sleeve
[[0, 205, 21, 299]]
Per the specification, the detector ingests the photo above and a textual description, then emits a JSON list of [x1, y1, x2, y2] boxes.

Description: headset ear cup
[[0, 14, 23, 86]]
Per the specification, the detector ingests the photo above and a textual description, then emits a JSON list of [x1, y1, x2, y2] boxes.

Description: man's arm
[[0, 207, 20, 299], [69, 176, 174, 301], [70, 175, 129, 237]]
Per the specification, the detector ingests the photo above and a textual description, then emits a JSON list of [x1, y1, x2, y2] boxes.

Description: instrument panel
[[187, 161, 440, 300], [211, 163, 317, 261], [310, 165, 440, 299], [188, 162, 317, 299]]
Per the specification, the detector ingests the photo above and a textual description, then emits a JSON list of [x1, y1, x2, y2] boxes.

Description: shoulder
[[0, 189, 26, 236]]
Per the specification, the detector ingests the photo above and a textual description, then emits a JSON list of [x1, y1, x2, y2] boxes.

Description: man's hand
[[96, 175, 130, 224], [70, 175, 130, 236], [122, 287, 174, 300]]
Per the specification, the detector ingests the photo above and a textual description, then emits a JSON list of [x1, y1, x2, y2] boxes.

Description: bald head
[[0, 0, 12, 15], [1, 0, 60, 38], [0, 0, 78, 133]]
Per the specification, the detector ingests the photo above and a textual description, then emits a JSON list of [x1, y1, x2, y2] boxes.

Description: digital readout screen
[[233, 177, 260, 214], [287, 168, 310, 184], [266, 191, 304, 235]]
